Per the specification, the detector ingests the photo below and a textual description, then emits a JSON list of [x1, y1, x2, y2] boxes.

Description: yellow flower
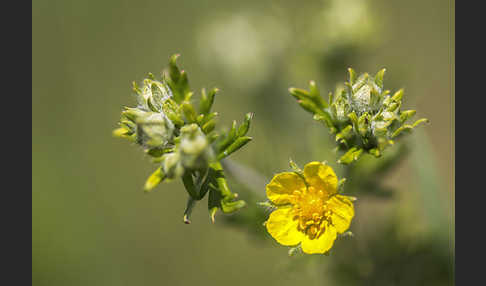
[[265, 161, 354, 254]]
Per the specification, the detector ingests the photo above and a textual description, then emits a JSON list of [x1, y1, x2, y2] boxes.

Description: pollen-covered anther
[[305, 220, 315, 226]]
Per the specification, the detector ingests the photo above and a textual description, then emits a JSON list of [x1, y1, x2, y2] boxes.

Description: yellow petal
[[303, 161, 338, 195], [266, 208, 304, 246], [328, 195, 355, 233], [301, 223, 337, 254], [266, 172, 306, 205]]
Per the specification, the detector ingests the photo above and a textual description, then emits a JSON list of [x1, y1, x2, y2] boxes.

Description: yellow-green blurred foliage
[[33, 0, 454, 285]]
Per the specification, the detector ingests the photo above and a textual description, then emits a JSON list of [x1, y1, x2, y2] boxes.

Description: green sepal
[[217, 136, 252, 160], [132, 81, 142, 94], [181, 101, 197, 123], [290, 85, 327, 110], [168, 54, 181, 83], [289, 87, 310, 100], [369, 148, 381, 157], [309, 80, 328, 108], [288, 246, 301, 257], [313, 112, 335, 132], [335, 125, 353, 143], [179, 70, 189, 98], [391, 125, 413, 138], [144, 167, 165, 192], [182, 172, 200, 199], [147, 97, 160, 113], [237, 112, 253, 137], [257, 201, 277, 210], [347, 112, 359, 130], [412, 118, 429, 128], [338, 147, 364, 165], [122, 107, 145, 122], [207, 161, 246, 222], [145, 147, 174, 158], [207, 131, 219, 144], [221, 196, 246, 214], [183, 197, 196, 224], [391, 88, 404, 101], [399, 110, 416, 123], [374, 68, 386, 89], [113, 127, 130, 138], [202, 118, 216, 134], [297, 98, 322, 115], [165, 54, 190, 103], [390, 118, 428, 138], [337, 178, 347, 192], [351, 72, 369, 92], [199, 88, 218, 115], [289, 158, 303, 175], [357, 113, 371, 136], [200, 111, 218, 126], [348, 68, 357, 85]]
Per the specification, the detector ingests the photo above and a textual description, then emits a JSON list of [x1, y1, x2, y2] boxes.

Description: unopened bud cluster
[[113, 54, 253, 223], [290, 68, 428, 164]]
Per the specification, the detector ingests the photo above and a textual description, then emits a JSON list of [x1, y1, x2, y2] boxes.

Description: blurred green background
[[33, 0, 454, 285]]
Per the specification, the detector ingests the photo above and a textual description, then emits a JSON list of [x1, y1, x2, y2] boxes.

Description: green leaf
[[217, 136, 252, 160], [217, 120, 237, 151]]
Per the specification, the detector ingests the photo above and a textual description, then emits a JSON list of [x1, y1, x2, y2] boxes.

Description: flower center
[[289, 186, 331, 239]]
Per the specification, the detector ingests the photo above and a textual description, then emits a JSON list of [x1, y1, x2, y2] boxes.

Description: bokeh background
[[33, 0, 454, 285]]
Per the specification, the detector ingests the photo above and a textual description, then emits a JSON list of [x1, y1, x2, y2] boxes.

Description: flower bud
[[179, 124, 212, 170], [290, 68, 428, 164]]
